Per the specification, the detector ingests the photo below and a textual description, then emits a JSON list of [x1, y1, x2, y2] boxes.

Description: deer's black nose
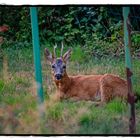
[[55, 74, 62, 80]]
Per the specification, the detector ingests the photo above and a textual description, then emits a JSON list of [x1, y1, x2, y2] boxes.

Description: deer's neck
[[55, 72, 71, 93]]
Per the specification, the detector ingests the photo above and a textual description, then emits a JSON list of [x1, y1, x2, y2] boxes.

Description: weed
[[46, 102, 64, 121], [105, 99, 127, 114]]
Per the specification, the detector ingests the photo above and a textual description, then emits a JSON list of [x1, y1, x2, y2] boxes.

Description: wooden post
[[123, 7, 136, 134]]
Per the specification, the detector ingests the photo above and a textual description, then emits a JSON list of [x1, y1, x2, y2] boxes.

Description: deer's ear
[[63, 48, 72, 62], [44, 48, 54, 63]]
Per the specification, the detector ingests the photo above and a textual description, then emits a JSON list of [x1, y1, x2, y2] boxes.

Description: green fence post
[[123, 7, 136, 134], [30, 7, 44, 104]]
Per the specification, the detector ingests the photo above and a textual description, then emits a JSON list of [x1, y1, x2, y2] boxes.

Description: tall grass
[[0, 45, 139, 134]]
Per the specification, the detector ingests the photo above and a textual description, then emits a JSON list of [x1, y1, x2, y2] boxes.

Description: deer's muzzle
[[55, 74, 62, 80]]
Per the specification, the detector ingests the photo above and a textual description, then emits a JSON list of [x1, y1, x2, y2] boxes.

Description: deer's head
[[44, 43, 72, 81]]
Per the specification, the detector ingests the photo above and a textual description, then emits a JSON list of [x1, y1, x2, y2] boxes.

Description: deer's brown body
[[54, 73, 127, 102], [45, 46, 128, 103]]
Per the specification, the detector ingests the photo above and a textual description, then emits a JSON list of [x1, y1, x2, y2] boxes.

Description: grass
[[0, 44, 140, 134]]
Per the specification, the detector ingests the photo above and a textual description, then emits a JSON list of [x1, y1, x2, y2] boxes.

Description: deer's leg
[[100, 84, 113, 103]]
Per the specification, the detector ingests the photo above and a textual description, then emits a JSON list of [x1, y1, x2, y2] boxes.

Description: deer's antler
[[61, 41, 64, 57], [53, 43, 57, 58]]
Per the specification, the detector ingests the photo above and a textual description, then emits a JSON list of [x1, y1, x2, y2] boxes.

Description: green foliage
[[0, 7, 21, 40], [79, 112, 94, 126], [1, 6, 140, 58], [15, 7, 31, 42], [132, 33, 140, 45], [0, 80, 5, 93], [1, 45, 33, 72], [70, 45, 85, 62], [105, 99, 127, 114], [47, 102, 64, 120], [131, 33, 140, 56], [77, 104, 128, 134], [14, 76, 31, 88]]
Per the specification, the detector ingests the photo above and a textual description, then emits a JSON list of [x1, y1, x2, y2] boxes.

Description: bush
[[1, 6, 140, 59]]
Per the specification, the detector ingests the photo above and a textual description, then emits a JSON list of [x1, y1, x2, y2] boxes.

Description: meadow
[[0, 44, 140, 134]]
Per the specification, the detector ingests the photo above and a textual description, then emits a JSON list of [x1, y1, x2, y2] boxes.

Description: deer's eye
[[63, 65, 66, 69], [51, 64, 55, 69]]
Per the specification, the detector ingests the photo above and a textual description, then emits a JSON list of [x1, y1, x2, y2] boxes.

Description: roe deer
[[44, 44, 128, 103]]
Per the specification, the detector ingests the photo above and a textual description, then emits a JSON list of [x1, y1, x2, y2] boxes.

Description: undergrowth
[[0, 45, 139, 134]]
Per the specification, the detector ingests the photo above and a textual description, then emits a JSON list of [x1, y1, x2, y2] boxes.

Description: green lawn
[[0, 45, 140, 134]]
